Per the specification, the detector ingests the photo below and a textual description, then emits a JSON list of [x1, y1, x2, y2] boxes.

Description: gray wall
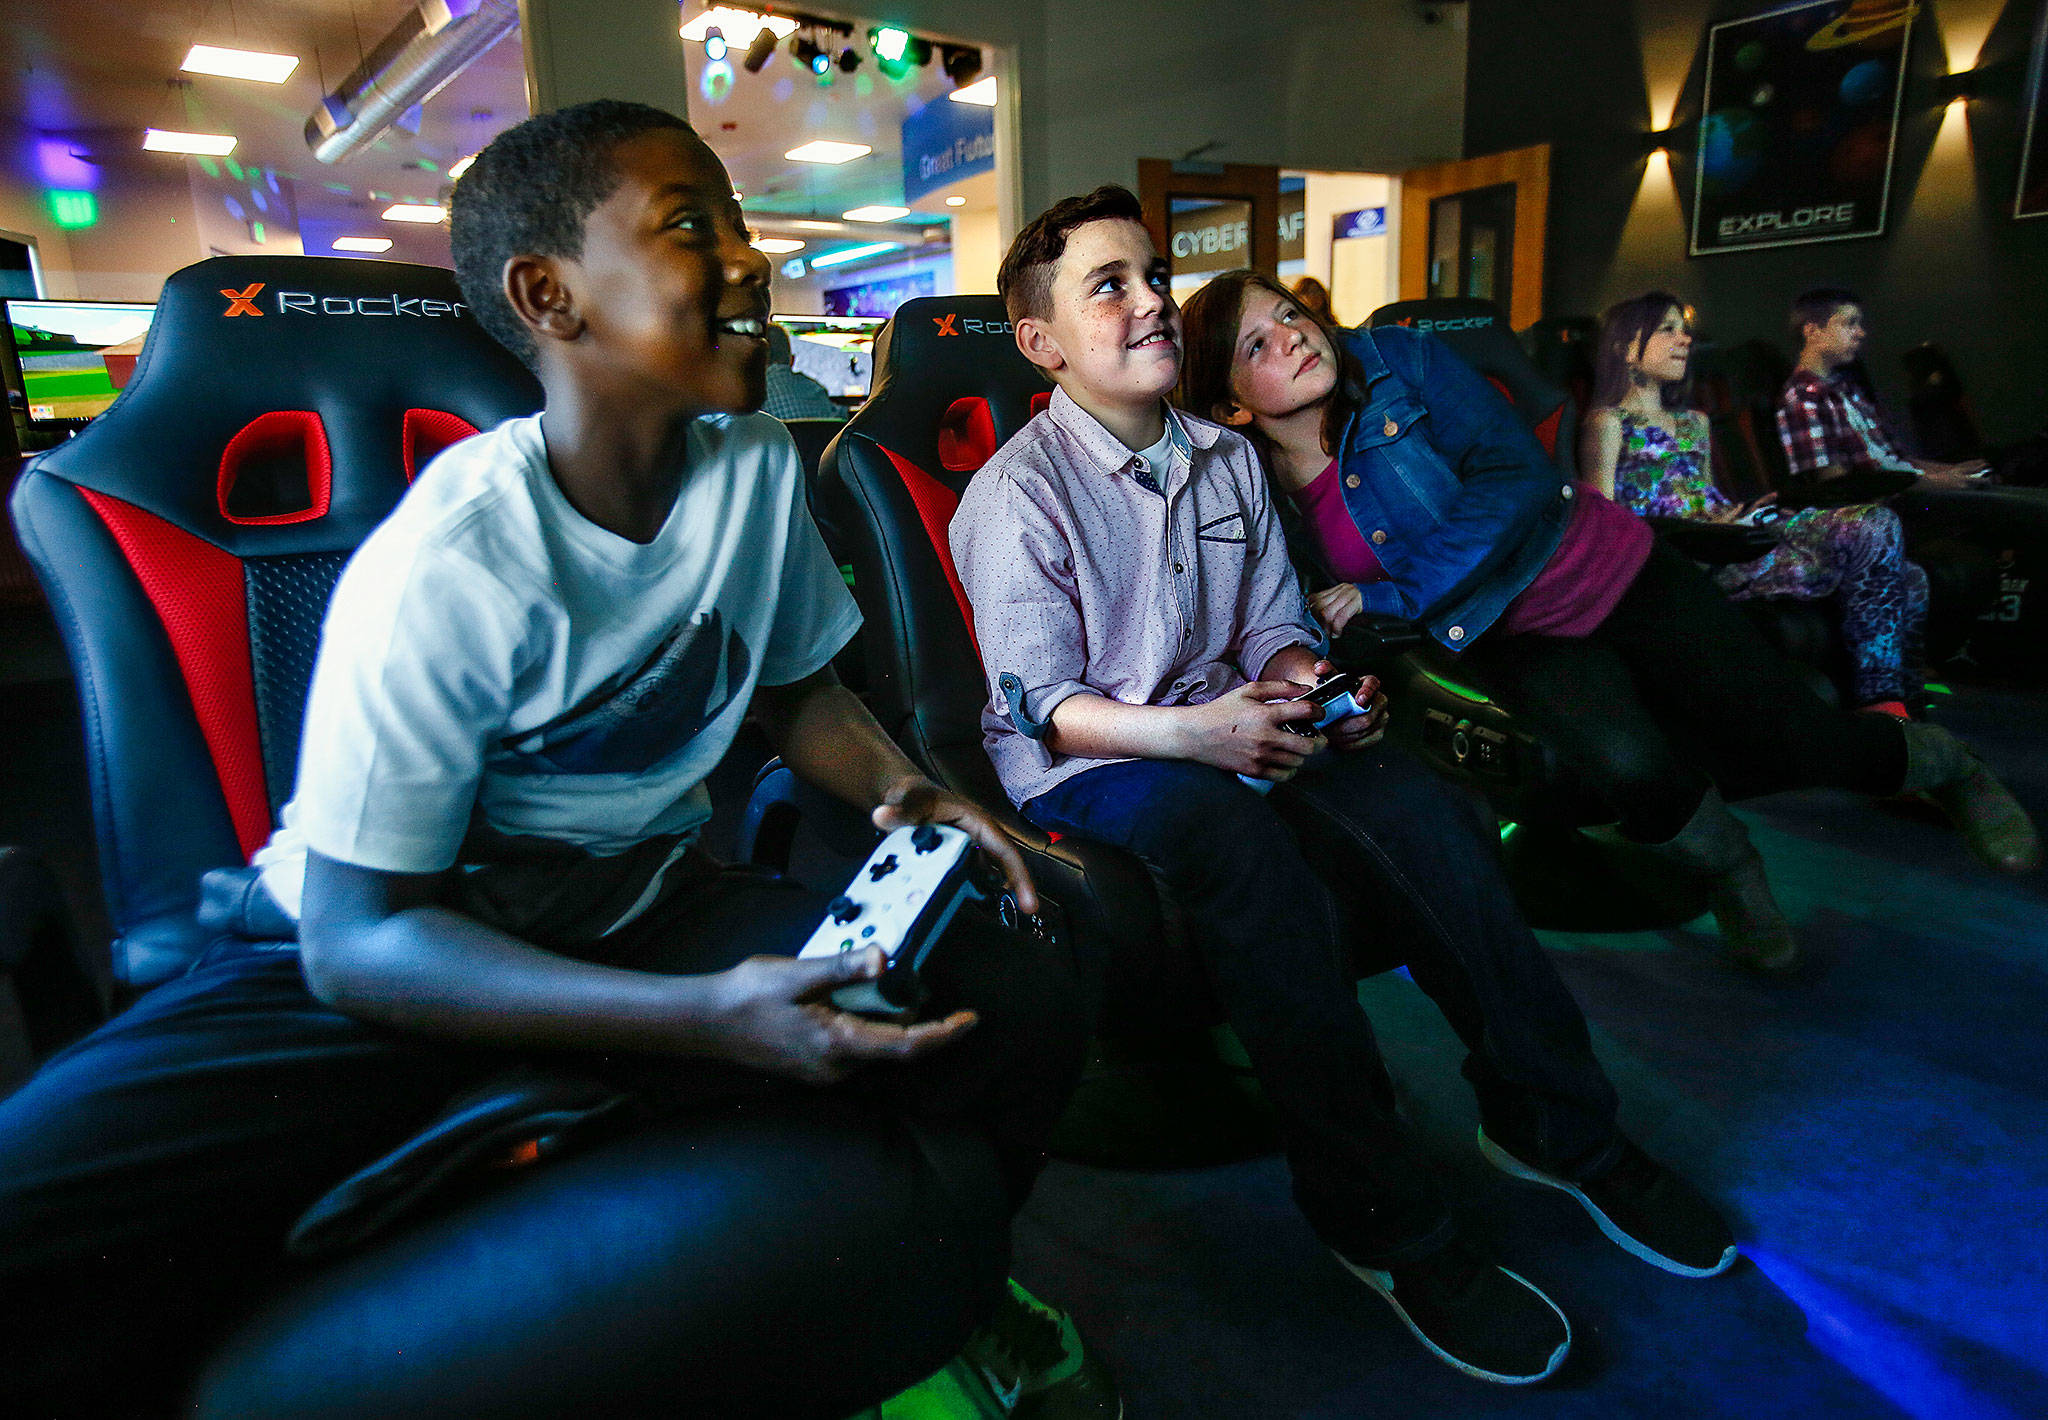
[[1466, 0, 2048, 444]]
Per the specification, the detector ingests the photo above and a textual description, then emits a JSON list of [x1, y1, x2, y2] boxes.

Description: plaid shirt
[[1775, 368, 1919, 478]]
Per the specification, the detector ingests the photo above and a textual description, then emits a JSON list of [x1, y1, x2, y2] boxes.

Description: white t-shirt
[[254, 410, 861, 917]]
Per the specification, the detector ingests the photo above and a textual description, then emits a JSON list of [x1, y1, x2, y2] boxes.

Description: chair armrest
[[1646, 517, 1781, 565], [1330, 612, 1426, 669], [1775, 468, 1916, 509], [734, 760, 879, 871]]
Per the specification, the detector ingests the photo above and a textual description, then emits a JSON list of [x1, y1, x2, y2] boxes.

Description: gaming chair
[[813, 297, 1193, 1020], [9, 258, 1011, 1417]]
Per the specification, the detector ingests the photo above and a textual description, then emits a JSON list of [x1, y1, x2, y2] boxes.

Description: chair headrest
[[852, 295, 1052, 481], [1367, 297, 1573, 467], [30, 255, 541, 555]]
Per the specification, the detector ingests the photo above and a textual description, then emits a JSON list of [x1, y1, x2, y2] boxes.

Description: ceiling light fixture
[[680, 8, 799, 44], [837, 46, 861, 73], [789, 219, 848, 231], [334, 236, 395, 252], [792, 35, 831, 76], [703, 26, 728, 61], [786, 140, 871, 164], [843, 205, 909, 222], [945, 196, 967, 207], [743, 25, 779, 72], [939, 44, 983, 88], [382, 202, 446, 222], [447, 153, 478, 180], [752, 237, 805, 253], [870, 27, 910, 63], [949, 76, 997, 106], [810, 241, 900, 269], [143, 128, 238, 156], [180, 44, 300, 83]]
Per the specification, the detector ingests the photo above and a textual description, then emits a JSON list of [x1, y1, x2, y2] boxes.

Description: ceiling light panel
[[333, 236, 395, 252], [382, 203, 446, 223], [143, 129, 238, 155], [949, 77, 998, 106], [785, 140, 872, 164], [810, 241, 900, 269], [843, 205, 909, 222], [180, 44, 300, 83], [680, 8, 798, 43]]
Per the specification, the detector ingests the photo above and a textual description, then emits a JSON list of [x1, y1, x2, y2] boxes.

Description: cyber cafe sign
[[1168, 190, 1307, 274]]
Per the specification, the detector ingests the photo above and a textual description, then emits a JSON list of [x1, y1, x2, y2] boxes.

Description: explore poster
[[1691, 0, 1916, 255], [2019, 0, 2048, 218]]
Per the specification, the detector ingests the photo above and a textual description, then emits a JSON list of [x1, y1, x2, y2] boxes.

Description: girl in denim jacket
[[1178, 270, 2037, 975]]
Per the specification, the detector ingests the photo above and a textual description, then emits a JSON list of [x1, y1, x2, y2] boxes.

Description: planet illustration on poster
[[1839, 58, 1890, 106], [1829, 119, 1894, 185], [1807, 0, 1919, 51], [1700, 109, 1765, 195]]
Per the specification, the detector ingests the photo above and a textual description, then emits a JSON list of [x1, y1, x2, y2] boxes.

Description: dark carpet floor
[[1, 605, 2042, 1418]]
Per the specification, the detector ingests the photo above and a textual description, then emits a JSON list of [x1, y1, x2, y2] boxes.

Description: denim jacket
[[1304, 325, 1576, 651]]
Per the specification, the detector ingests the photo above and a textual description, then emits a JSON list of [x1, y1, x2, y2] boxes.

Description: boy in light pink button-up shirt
[[947, 186, 1735, 1387]]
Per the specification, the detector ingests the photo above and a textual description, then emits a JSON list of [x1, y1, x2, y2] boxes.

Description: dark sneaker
[[1479, 1132, 1738, 1279], [958, 1280, 1122, 1418], [1334, 1241, 1571, 1385]]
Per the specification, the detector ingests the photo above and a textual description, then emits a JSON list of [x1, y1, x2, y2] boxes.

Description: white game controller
[[1239, 672, 1371, 794], [796, 822, 997, 1020]]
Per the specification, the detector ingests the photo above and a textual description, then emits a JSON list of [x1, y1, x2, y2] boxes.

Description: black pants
[[0, 856, 1086, 1415], [1026, 742, 1622, 1268], [1461, 542, 1911, 843]]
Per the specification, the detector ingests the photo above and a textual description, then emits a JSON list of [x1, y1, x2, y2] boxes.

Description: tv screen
[[4, 299, 157, 428]]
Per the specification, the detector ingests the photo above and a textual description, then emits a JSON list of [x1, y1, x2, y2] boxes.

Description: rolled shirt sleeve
[[952, 472, 1094, 734]]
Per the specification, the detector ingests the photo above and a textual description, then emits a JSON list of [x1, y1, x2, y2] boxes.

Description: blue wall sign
[[902, 97, 995, 206], [1334, 207, 1387, 240]]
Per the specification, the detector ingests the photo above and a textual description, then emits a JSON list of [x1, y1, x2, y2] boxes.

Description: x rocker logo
[[932, 313, 1014, 337], [221, 283, 265, 317]]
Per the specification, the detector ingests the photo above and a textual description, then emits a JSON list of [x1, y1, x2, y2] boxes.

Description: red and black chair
[[8, 257, 1013, 1416]]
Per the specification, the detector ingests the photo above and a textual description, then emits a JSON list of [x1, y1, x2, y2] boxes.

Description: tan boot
[[1899, 724, 2044, 875], [1640, 791, 1801, 974]]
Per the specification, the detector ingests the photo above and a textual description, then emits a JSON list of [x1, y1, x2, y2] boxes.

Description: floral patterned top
[[1610, 410, 1731, 521]]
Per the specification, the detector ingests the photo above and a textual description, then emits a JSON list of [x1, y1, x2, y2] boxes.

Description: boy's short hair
[[451, 100, 698, 368], [999, 185, 1148, 325], [1789, 286, 1861, 343]]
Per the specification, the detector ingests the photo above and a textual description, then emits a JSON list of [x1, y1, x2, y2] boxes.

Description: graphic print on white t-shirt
[[498, 607, 753, 777]]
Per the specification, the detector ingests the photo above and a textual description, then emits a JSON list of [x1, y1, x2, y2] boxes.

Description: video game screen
[[5, 300, 157, 427]]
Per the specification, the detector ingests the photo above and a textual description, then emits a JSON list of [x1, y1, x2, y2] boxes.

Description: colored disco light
[[703, 26, 727, 61], [870, 27, 910, 63]]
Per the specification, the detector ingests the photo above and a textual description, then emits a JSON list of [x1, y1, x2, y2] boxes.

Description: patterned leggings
[[1715, 503, 1928, 706]]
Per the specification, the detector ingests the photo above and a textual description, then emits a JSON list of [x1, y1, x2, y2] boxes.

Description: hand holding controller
[[796, 823, 1000, 1021], [1238, 673, 1368, 791]]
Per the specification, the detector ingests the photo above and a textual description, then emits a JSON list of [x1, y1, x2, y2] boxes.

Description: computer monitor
[[3, 299, 157, 430], [775, 314, 883, 402]]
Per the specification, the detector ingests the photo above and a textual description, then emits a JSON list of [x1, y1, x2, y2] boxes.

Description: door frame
[[1398, 144, 1549, 329]]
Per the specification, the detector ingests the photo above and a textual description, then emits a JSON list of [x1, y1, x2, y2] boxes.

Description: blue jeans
[[1025, 742, 1621, 1267]]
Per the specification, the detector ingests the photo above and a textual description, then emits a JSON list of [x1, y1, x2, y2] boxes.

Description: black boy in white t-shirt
[[0, 102, 1108, 1417]]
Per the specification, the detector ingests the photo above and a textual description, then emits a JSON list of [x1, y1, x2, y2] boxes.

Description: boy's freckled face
[[1042, 218, 1182, 406], [565, 128, 772, 413]]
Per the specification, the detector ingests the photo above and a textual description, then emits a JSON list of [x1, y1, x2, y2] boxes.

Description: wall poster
[[2018, 0, 2048, 218], [1690, 0, 1916, 255]]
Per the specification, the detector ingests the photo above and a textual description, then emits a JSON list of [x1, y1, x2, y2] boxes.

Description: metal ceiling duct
[[304, 0, 518, 165]]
